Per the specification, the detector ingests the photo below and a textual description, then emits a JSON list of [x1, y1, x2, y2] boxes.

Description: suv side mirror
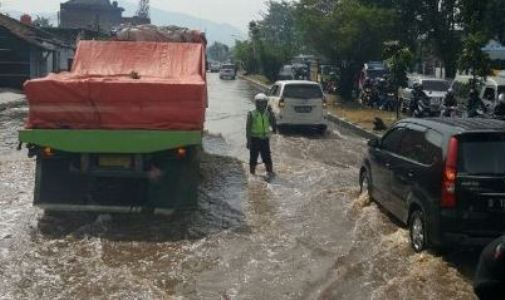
[[368, 138, 380, 148]]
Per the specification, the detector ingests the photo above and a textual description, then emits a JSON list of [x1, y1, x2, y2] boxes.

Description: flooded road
[[0, 75, 477, 299]]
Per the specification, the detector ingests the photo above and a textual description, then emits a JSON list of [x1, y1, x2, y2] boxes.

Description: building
[[0, 14, 74, 89], [59, 0, 151, 33], [60, 0, 124, 32]]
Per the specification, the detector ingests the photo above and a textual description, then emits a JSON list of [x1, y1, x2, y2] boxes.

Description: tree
[[383, 41, 413, 118], [33, 16, 52, 27], [136, 0, 150, 19], [296, 0, 396, 98], [484, 0, 505, 43], [458, 32, 492, 85], [207, 42, 231, 63]]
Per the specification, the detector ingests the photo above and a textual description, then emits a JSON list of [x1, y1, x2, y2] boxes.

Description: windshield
[[367, 69, 387, 79], [458, 134, 505, 175], [422, 80, 449, 92], [221, 64, 235, 70], [283, 84, 323, 99]]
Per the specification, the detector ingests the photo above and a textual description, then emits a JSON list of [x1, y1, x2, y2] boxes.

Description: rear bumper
[[277, 115, 328, 127]]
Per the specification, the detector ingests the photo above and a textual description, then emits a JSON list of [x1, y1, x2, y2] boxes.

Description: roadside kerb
[[238, 74, 380, 139]]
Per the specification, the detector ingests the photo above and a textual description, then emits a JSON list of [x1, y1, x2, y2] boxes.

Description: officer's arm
[[246, 112, 252, 140]]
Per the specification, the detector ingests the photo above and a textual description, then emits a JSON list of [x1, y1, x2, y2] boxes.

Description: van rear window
[[283, 85, 323, 99], [458, 134, 505, 175]]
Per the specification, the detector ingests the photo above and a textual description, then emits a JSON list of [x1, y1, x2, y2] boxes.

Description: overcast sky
[[1, 0, 270, 30]]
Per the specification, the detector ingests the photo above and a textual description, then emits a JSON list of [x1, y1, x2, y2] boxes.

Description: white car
[[399, 77, 449, 114], [267, 81, 328, 133]]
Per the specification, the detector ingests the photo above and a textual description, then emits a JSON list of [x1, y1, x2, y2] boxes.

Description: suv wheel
[[409, 209, 427, 252]]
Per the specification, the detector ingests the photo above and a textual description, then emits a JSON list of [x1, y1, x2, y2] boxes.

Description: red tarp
[[24, 40, 207, 130]]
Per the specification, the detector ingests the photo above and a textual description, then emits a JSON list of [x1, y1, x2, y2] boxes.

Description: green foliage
[[233, 2, 303, 80], [297, 0, 396, 98], [207, 42, 231, 63], [33, 16, 52, 27], [458, 32, 492, 82], [383, 41, 413, 90]]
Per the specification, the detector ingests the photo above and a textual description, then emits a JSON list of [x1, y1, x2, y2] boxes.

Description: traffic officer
[[246, 93, 277, 176]]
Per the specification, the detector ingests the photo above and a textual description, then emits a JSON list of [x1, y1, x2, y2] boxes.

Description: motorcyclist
[[441, 88, 458, 117], [467, 89, 486, 118], [494, 93, 505, 119], [410, 83, 429, 117]]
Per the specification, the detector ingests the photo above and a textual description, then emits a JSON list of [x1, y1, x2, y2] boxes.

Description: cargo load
[[24, 40, 207, 130]]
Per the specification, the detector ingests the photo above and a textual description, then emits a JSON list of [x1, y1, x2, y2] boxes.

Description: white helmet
[[254, 93, 268, 103], [499, 93, 505, 104]]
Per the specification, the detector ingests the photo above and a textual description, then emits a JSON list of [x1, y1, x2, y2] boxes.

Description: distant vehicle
[[278, 65, 295, 80], [267, 80, 328, 133], [480, 76, 505, 109], [209, 63, 220, 73], [360, 118, 505, 252], [219, 64, 236, 80], [399, 77, 450, 115], [363, 61, 388, 81]]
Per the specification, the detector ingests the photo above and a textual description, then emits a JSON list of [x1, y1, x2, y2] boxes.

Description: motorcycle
[[361, 87, 373, 106], [440, 105, 459, 118], [414, 99, 437, 118], [379, 92, 396, 111]]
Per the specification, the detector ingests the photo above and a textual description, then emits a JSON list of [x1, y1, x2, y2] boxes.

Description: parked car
[[267, 81, 328, 133], [219, 64, 236, 80], [209, 63, 220, 73], [399, 77, 450, 115], [360, 118, 505, 252]]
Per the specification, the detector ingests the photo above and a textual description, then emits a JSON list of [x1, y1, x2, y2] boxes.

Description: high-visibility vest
[[250, 110, 271, 139]]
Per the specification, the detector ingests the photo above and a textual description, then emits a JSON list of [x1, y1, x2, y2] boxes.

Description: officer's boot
[[265, 163, 273, 175], [250, 165, 256, 175]]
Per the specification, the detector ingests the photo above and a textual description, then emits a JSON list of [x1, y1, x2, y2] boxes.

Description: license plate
[[487, 198, 505, 210], [98, 155, 132, 168], [295, 106, 313, 113]]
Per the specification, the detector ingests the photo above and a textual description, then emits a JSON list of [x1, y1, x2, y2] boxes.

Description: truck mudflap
[[33, 146, 201, 214]]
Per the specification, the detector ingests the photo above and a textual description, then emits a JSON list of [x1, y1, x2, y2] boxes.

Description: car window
[[398, 127, 439, 165], [422, 80, 449, 92], [381, 127, 405, 153], [282, 84, 323, 99], [458, 133, 505, 175], [483, 87, 495, 101], [268, 85, 278, 96]]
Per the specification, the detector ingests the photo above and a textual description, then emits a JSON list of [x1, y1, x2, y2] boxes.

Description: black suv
[[360, 118, 505, 252]]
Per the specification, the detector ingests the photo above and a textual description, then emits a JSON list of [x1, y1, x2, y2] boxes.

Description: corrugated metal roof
[[0, 14, 73, 50]]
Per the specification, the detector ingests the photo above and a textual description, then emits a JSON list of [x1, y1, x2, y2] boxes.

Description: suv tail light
[[279, 98, 285, 108], [441, 136, 458, 208]]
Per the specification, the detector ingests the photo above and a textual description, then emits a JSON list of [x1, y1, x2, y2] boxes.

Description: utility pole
[[136, 0, 150, 19]]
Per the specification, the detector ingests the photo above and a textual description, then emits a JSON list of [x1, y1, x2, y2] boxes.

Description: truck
[[19, 27, 207, 215]]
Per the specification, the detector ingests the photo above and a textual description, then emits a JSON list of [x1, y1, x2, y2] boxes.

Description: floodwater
[[0, 74, 477, 299]]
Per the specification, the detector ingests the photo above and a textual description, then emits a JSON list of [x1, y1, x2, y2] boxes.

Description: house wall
[[0, 27, 31, 88]]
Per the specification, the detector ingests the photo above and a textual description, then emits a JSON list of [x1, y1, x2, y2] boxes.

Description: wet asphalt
[[0, 74, 478, 299]]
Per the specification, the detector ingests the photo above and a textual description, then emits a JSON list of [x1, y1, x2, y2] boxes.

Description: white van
[[267, 81, 328, 133]]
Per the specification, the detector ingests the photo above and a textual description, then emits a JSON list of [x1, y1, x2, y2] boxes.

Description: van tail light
[[323, 97, 328, 108], [279, 98, 285, 108], [441, 137, 458, 208]]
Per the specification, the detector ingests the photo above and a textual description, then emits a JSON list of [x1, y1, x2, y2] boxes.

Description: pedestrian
[[474, 235, 505, 300], [246, 93, 277, 177]]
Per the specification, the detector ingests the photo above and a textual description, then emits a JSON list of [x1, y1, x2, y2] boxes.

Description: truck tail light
[[176, 147, 187, 159], [441, 137, 458, 208], [42, 147, 54, 158], [279, 98, 285, 108]]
